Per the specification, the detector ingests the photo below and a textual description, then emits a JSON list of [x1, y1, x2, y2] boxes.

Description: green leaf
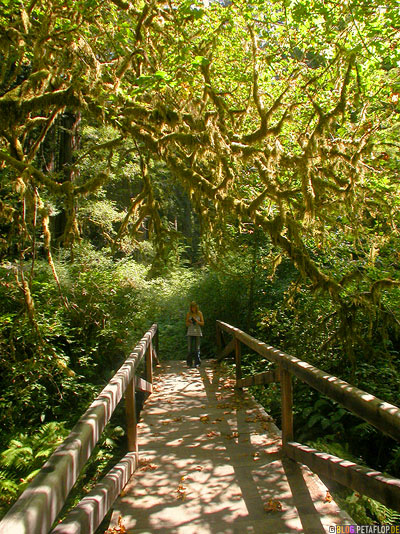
[[307, 414, 322, 428], [192, 56, 210, 67]]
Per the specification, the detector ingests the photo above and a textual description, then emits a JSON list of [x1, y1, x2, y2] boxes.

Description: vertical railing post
[[154, 326, 159, 358], [235, 336, 242, 389], [146, 341, 153, 387], [125, 375, 138, 454], [216, 323, 222, 359], [281, 366, 293, 449]]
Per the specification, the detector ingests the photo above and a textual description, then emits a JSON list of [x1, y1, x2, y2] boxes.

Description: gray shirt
[[187, 314, 202, 336]]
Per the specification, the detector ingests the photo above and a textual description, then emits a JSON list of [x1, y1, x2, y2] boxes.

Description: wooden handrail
[[217, 321, 400, 441], [0, 324, 158, 534], [216, 320, 400, 512]]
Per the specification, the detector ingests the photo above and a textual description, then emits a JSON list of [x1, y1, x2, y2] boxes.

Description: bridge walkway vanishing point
[[108, 360, 351, 534]]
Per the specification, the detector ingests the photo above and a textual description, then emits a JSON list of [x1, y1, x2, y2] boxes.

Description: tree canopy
[[1, 0, 400, 347]]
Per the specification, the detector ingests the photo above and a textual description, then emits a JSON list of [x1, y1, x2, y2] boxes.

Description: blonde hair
[[190, 301, 199, 314]]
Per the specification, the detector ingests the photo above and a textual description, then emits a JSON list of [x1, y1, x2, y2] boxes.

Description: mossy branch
[[0, 150, 63, 193]]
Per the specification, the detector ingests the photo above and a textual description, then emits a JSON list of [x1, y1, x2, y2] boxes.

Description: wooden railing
[[0, 324, 159, 534], [216, 320, 400, 512]]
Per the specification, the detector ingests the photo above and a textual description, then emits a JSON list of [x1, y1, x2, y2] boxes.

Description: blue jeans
[[187, 336, 201, 367]]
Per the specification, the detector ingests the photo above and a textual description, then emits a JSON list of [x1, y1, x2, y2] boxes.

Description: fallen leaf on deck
[[176, 484, 187, 500], [139, 463, 158, 472], [105, 516, 126, 533], [264, 499, 283, 513], [324, 491, 333, 503], [173, 416, 182, 422], [200, 415, 210, 423]]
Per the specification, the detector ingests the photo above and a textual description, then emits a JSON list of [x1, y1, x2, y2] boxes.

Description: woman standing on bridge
[[185, 301, 204, 368]]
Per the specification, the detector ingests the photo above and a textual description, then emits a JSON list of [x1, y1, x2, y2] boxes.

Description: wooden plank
[[126, 377, 138, 453], [236, 369, 280, 388], [135, 376, 153, 394], [0, 324, 158, 534], [217, 337, 235, 361], [235, 338, 242, 388], [216, 321, 400, 442], [285, 441, 400, 513], [51, 452, 138, 534], [281, 368, 293, 445]]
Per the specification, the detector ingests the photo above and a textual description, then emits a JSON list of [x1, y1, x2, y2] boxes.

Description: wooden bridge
[[1, 322, 400, 534]]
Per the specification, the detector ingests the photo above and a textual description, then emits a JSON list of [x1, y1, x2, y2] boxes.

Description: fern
[[0, 422, 69, 520], [1, 442, 34, 472], [368, 499, 400, 525], [337, 493, 374, 525], [0, 470, 19, 518], [0, 471, 19, 496]]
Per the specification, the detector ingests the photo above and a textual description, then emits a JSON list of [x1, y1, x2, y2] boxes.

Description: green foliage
[[335, 489, 400, 526], [0, 422, 69, 518]]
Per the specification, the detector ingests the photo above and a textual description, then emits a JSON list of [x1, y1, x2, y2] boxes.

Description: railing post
[[146, 341, 153, 386], [235, 336, 242, 389], [125, 375, 138, 454], [216, 322, 222, 359], [281, 367, 293, 449], [154, 326, 159, 359]]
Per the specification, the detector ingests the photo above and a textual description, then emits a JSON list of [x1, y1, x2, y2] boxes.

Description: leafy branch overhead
[[1, 0, 399, 323]]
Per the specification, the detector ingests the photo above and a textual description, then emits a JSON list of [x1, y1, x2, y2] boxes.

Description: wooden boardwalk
[[109, 360, 351, 534]]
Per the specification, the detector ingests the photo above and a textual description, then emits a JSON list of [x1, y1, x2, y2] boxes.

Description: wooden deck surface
[[109, 360, 352, 533]]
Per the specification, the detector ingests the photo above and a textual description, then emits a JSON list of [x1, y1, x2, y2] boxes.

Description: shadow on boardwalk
[[108, 360, 351, 534]]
